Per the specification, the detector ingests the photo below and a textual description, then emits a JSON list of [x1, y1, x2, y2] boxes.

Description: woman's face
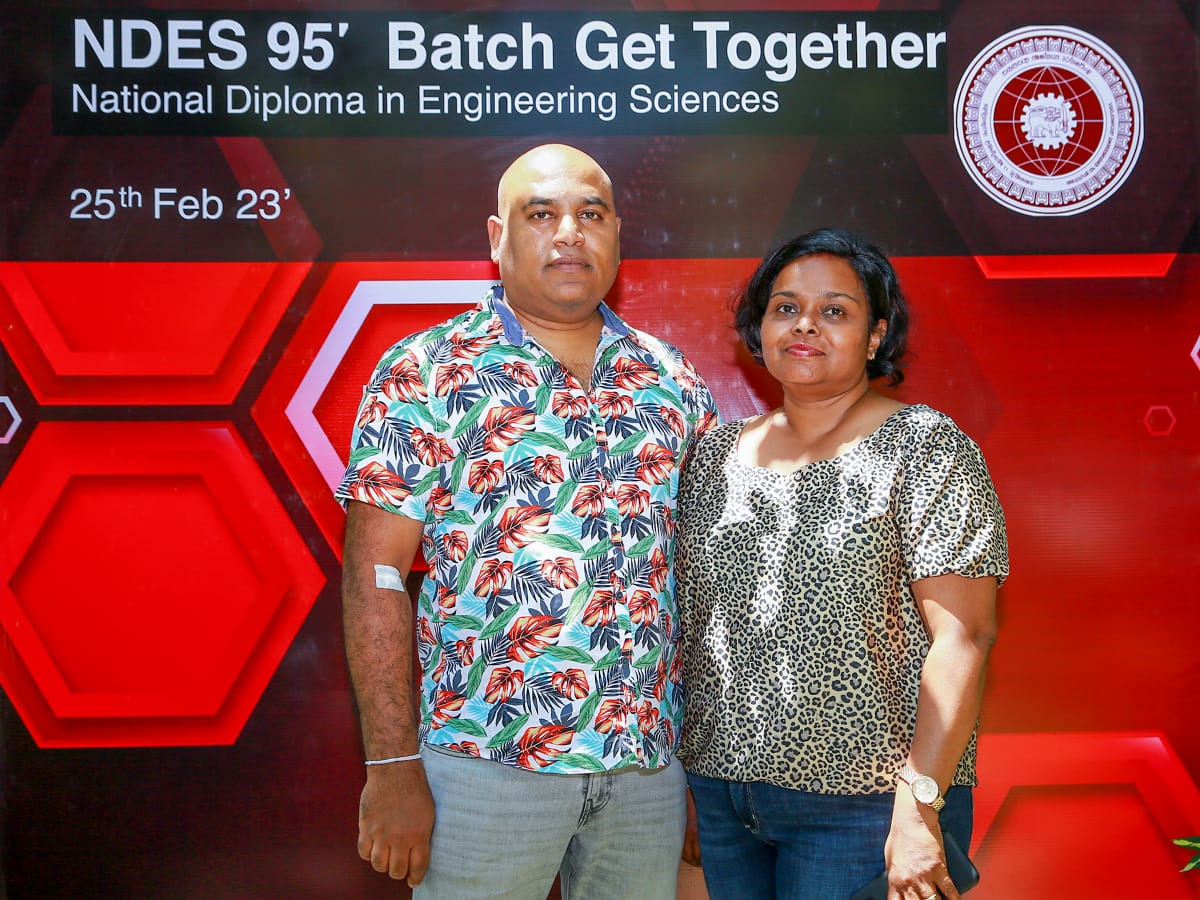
[[758, 254, 887, 395]]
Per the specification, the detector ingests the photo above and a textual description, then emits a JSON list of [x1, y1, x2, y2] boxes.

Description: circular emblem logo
[[953, 26, 1143, 216]]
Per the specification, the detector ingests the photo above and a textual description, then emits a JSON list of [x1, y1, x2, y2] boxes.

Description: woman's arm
[[883, 572, 998, 900]]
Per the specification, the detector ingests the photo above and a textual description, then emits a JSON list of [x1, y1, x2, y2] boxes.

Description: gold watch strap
[[898, 764, 946, 812]]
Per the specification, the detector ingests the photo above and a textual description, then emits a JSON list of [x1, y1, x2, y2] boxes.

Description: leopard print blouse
[[676, 404, 1009, 795]]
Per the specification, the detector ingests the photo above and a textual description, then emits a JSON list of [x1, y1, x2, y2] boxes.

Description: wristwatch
[[898, 764, 946, 813]]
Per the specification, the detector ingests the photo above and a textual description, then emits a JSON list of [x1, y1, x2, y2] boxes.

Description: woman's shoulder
[[699, 417, 750, 444], [885, 403, 968, 437], [687, 418, 747, 466], [871, 403, 982, 454]]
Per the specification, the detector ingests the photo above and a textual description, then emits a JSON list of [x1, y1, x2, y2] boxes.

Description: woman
[[677, 228, 1008, 900]]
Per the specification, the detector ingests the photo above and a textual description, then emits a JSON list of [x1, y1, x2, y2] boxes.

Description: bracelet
[[364, 753, 422, 766]]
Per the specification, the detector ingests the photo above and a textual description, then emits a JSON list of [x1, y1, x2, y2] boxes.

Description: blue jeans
[[415, 745, 686, 900], [687, 774, 973, 900]]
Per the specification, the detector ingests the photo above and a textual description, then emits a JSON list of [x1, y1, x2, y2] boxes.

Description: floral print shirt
[[336, 286, 718, 774]]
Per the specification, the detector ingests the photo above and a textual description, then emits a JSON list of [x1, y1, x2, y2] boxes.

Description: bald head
[[496, 144, 615, 218], [487, 144, 621, 323]]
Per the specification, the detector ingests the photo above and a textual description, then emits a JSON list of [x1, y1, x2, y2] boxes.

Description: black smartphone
[[848, 833, 980, 900]]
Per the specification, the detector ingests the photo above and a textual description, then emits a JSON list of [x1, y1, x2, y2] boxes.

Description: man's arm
[[342, 499, 433, 886]]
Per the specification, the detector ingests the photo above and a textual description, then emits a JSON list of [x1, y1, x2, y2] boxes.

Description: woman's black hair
[[733, 227, 910, 385]]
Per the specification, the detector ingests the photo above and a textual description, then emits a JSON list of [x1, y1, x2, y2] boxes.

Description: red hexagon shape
[[971, 732, 1200, 896], [0, 420, 325, 747], [0, 261, 310, 406], [1144, 405, 1178, 437], [252, 261, 496, 558]]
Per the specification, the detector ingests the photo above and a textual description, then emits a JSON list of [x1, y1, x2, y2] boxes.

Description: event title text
[[74, 18, 945, 79], [55, 11, 949, 137]]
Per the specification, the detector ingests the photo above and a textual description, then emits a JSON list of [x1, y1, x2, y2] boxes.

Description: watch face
[[912, 775, 940, 804]]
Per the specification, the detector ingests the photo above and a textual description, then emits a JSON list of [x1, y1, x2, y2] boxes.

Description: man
[[336, 143, 717, 899]]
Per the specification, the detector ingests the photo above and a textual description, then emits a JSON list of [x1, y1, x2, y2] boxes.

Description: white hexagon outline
[[285, 280, 491, 490], [0, 396, 22, 444], [1191, 334, 1200, 373]]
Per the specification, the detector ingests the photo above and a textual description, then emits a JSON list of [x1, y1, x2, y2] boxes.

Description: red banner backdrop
[[1, 0, 1198, 897]]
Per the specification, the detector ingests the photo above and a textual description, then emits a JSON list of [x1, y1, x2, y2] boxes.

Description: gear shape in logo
[[1020, 92, 1077, 150]]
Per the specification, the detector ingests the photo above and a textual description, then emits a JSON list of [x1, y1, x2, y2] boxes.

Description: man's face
[[488, 148, 621, 323]]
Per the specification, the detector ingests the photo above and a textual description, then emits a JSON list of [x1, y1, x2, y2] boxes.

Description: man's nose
[[554, 215, 583, 244]]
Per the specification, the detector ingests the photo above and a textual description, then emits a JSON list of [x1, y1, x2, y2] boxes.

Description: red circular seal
[[953, 26, 1143, 216]]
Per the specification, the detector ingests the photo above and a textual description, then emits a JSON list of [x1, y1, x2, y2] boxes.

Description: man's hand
[[681, 785, 701, 867], [357, 761, 435, 886], [342, 502, 430, 882]]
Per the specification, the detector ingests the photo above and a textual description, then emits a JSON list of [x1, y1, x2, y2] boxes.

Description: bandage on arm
[[374, 564, 407, 593]]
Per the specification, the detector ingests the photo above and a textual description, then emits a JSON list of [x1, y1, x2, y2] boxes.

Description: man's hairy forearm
[[343, 574, 421, 757], [341, 502, 425, 758]]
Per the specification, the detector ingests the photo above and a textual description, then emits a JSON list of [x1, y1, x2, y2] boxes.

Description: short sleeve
[[675, 422, 733, 532], [681, 357, 721, 431], [897, 418, 1009, 585], [333, 343, 442, 522]]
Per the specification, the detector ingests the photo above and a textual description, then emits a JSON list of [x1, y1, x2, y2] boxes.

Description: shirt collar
[[487, 283, 630, 347]]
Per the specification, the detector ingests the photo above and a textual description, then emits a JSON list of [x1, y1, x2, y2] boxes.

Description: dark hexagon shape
[[0, 93, 320, 406]]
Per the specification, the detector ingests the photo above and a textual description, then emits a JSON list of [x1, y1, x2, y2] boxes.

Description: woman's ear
[[869, 319, 888, 359]]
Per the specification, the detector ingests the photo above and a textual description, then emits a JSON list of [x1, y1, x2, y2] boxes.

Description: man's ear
[[487, 215, 503, 263]]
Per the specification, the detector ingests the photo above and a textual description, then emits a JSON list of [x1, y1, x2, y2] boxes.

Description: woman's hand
[[889, 571, 998, 897], [883, 788, 960, 900]]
